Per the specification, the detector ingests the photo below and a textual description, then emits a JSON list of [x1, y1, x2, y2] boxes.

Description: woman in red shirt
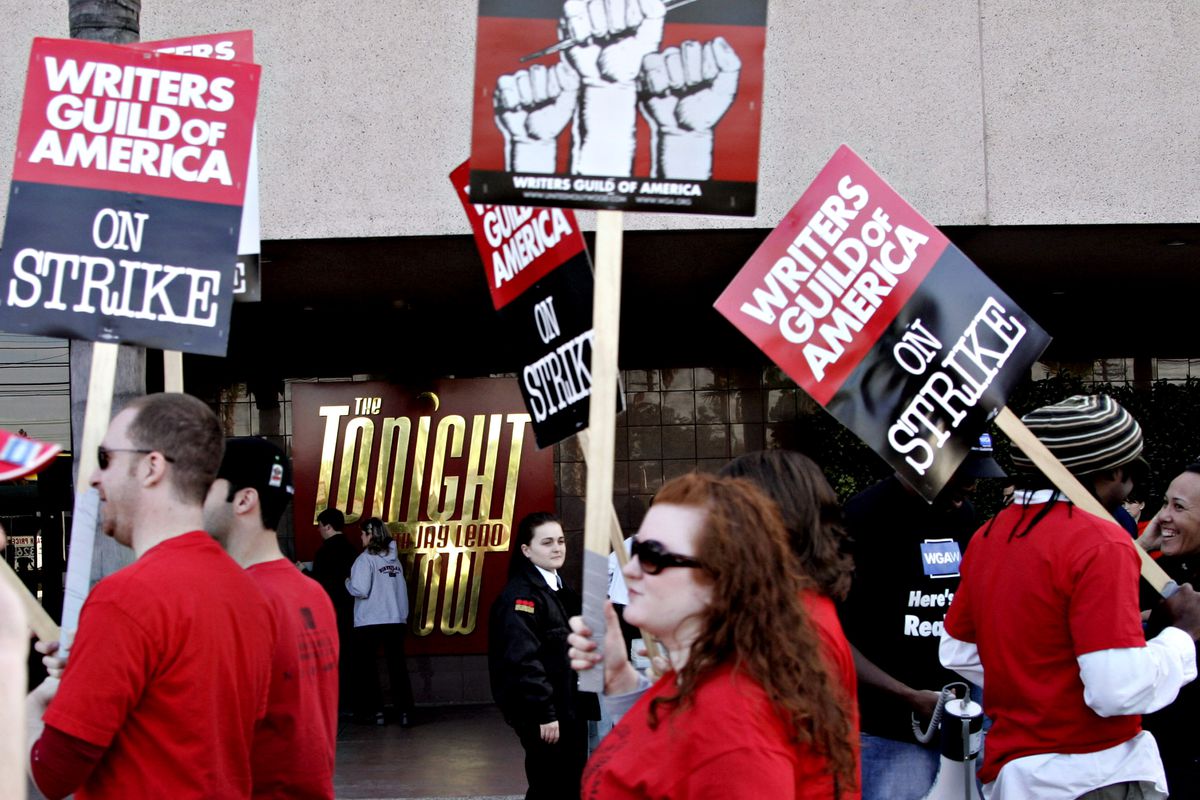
[[572, 473, 857, 799]]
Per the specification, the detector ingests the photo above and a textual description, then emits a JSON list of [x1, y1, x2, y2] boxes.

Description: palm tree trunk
[[66, 0, 145, 584]]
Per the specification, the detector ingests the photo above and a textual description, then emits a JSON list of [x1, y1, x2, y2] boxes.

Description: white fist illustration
[[495, 62, 581, 173], [560, 0, 666, 86], [638, 37, 741, 180]]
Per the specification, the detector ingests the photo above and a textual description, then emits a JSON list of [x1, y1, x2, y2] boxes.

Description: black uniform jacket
[[488, 557, 599, 727]]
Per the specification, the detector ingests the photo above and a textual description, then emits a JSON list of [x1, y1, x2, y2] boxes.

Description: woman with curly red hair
[[572, 472, 857, 799]]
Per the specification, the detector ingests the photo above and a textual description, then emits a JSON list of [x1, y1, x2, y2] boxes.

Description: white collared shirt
[[534, 564, 560, 591]]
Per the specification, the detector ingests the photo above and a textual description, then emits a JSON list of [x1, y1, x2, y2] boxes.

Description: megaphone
[[917, 685, 984, 800]]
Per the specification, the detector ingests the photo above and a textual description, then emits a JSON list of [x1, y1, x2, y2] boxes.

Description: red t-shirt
[[246, 559, 340, 799], [42, 532, 275, 799], [944, 503, 1146, 783], [583, 664, 855, 799]]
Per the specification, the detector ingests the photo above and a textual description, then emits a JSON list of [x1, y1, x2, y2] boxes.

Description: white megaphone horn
[[915, 683, 984, 800]]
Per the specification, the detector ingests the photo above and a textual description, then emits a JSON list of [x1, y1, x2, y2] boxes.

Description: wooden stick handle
[[577, 430, 662, 661], [163, 350, 184, 393], [995, 407, 1173, 595], [0, 559, 59, 642]]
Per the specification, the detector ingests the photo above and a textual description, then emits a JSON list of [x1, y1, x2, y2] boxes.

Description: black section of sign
[[470, 170, 756, 217], [826, 244, 1051, 502], [234, 253, 261, 303], [498, 250, 624, 448], [478, 0, 768, 25], [0, 181, 238, 356]]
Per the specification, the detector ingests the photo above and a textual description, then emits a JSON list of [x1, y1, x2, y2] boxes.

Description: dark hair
[[361, 517, 393, 555], [124, 393, 223, 505], [317, 507, 345, 531], [516, 511, 558, 549], [647, 473, 856, 795], [720, 450, 854, 600], [510, 512, 559, 576]]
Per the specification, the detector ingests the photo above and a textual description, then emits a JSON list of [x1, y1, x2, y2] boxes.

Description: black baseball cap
[[957, 433, 1007, 479], [216, 437, 294, 501]]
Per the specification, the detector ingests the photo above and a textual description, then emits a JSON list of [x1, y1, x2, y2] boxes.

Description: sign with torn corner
[[715, 144, 1051, 501], [0, 37, 260, 355], [130, 30, 262, 303]]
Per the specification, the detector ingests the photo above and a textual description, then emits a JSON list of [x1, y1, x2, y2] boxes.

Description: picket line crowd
[[2, 390, 1200, 799]]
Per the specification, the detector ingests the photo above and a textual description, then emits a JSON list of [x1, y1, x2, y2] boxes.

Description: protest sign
[[0, 37, 260, 356], [131, 30, 262, 303], [716, 145, 1051, 501], [468, 0, 768, 216], [451, 160, 623, 448]]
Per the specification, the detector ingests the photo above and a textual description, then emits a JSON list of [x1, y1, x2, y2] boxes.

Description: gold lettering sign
[[313, 399, 530, 637]]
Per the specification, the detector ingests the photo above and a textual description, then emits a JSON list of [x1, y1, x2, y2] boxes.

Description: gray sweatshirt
[[345, 540, 410, 627]]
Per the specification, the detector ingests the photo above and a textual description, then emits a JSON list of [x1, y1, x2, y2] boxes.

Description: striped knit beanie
[[1010, 395, 1145, 476]]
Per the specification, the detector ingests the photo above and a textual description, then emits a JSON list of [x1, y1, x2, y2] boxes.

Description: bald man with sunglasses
[[25, 393, 275, 800]]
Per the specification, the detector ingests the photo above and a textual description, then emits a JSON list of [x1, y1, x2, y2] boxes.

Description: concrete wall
[[1, 0, 1196, 239]]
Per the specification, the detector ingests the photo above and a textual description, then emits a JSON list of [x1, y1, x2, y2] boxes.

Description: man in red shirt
[[941, 395, 1200, 800], [203, 437, 340, 799], [24, 393, 276, 799]]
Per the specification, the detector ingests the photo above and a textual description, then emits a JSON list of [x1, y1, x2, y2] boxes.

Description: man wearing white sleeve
[[940, 395, 1200, 800]]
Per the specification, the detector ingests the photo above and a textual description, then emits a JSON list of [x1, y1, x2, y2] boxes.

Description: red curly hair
[[646, 472, 857, 796]]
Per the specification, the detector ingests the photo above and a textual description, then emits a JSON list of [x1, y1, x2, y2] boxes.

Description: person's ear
[[234, 487, 259, 516]]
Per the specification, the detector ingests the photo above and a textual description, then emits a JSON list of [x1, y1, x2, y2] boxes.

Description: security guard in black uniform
[[489, 512, 599, 800]]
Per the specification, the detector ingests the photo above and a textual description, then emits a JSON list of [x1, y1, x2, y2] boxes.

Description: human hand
[[1163, 582, 1200, 640], [539, 719, 561, 743], [908, 688, 942, 720], [495, 62, 581, 172], [1137, 512, 1164, 553], [34, 638, 67, 679], [560, 0, 666, 86], [26, 675, 59, 718], [568, 602, 640, 694], [639, 37, 740, 134]]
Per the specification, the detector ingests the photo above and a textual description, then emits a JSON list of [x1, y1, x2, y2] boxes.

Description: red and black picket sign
[[0, 37, 260, 355], [451, 161, 623, 448], [716, 145, 1051, 500]]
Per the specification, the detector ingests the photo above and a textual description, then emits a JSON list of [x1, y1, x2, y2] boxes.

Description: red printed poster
[[715, 145, 1050, 500], [468, 0, 768, 216], [0, 37, 260, 355]]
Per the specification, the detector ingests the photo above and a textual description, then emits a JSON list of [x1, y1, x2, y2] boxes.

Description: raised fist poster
[[468, 0, 768, 217], [715, 145, 1051, 501], [0, 37, 260, 356]]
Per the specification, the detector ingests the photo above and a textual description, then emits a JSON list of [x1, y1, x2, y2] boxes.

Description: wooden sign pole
[[0, 574, 28, 800], [61, 341, 120, 654], [579, 210, 625, 691], [576, 430, 661, 661], [0, 560, 59, 642], [994, 407, 1174, 595], [163, 350, 184, 393]]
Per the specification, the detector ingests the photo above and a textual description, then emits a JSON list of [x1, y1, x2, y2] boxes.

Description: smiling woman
[[1139, 463, 1200, 796]]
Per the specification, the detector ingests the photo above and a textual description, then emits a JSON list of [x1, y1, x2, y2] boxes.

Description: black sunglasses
[[97, 447, 175, 470], [630, 538, 703, 575]]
